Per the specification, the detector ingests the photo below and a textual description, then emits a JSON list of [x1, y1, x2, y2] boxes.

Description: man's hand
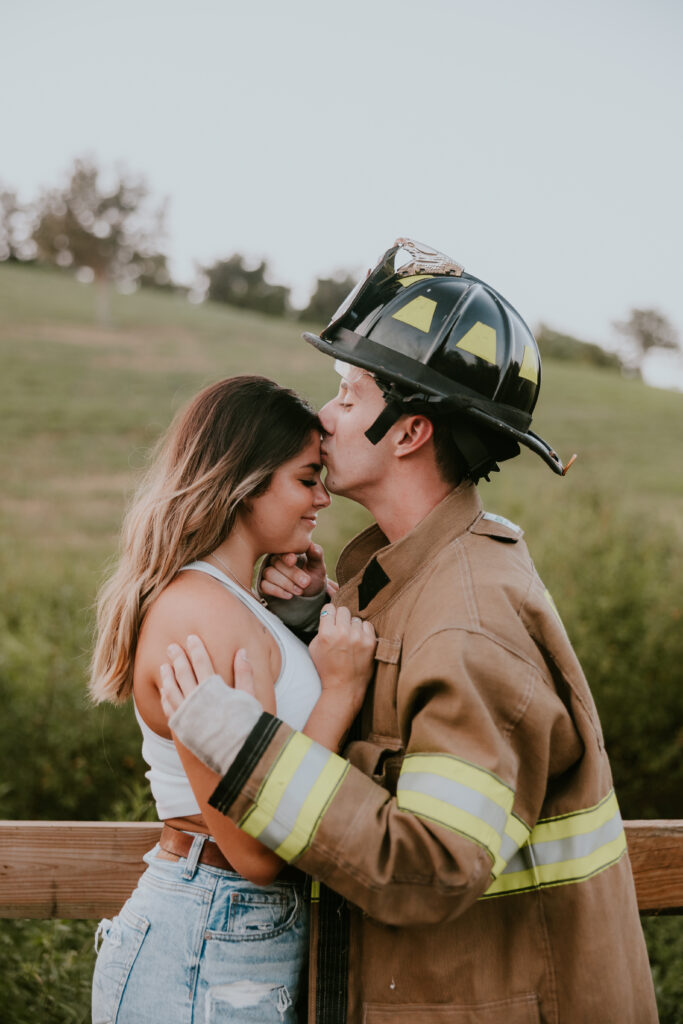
[[260, 542, 339, 601], [159, 635, 261, 718]]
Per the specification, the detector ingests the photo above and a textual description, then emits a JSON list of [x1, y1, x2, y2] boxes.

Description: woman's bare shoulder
[[143, 568, 255, 637], [134, 571, 257, 723]]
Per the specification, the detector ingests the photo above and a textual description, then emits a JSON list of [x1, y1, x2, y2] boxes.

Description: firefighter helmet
[[303, 238, 574, 479]]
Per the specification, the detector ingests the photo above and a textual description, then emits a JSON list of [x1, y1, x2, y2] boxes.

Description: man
[[164, 240, 657, 1022]]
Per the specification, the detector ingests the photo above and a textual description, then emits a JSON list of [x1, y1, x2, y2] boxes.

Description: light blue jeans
[[92, 836, 308, 1023]]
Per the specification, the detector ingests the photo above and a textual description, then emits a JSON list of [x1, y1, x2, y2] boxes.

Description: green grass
[[1, 262, 682, 1023]]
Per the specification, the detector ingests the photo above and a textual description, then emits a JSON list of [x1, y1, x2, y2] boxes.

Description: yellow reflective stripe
[[532, 790, 619, 845], [397, 789, 504, 858], [506, 812, 533, 849], [455, 321, 498, 364], [391, 296, 437, 333], [310, 880, 321, 903], [485, 831, 626, 897], [274, 754, 348, 861], [398, 754, 514, 860], [519, 344, 539, 383], [239, 731, 349, 862], [401, 754, 513, 809], [240, 732, 313, 838], [493, 813, 532, 877], [544, 588, 564, 626], [398, 274, 434, 287], [481, 790, 626, 899]]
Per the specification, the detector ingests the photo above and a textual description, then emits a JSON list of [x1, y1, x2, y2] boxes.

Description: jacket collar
[[336, 481, 482, 614]]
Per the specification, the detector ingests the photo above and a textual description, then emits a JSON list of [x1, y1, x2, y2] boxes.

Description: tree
[[204, 255, 290, 316], [31, 158, 170, 323], [299, 272, 357, 324], [535, 323, 623, 371], [0, 188, 36, 263], [613, 308, 680, 364]]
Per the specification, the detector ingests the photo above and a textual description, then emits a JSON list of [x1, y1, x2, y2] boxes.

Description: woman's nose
[[314, 481, 331, 508]]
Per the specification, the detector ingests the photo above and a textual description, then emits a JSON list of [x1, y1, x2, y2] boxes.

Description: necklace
[[209, 551, 268, 606]]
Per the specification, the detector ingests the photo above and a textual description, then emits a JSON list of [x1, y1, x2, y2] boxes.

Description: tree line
[[1, 157, 679, 367], [0, 157, 355, 326]]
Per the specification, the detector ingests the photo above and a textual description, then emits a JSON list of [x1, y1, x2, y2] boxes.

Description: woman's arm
[[160, 607, 377, 759], [173, 731, 285, 886], [135, 574, 285, 884]]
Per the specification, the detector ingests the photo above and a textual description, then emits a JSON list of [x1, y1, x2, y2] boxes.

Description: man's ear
[[393, 415, 434, 459]]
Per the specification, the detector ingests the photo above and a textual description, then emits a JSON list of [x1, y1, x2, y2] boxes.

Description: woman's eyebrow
[[300, 461, 323, 472]]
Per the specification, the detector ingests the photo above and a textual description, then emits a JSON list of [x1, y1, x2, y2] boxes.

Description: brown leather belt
[[159, 824, 304, 884]]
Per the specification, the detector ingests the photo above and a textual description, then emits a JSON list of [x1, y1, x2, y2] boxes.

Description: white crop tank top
[[134, 560, 322, 820]]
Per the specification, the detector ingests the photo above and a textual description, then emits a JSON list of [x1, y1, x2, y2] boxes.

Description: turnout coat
[[207, 483, 657, 1023]]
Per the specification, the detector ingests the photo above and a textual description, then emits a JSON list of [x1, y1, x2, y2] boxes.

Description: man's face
[[318, 364, 391, 501]]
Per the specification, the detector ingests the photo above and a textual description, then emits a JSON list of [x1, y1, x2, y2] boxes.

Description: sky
[[3, 0, 683, 386]]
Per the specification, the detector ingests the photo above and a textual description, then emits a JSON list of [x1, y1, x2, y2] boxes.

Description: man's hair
[[374, 375, 515, 486], [431, 413, 521, 485], [431, 417, 466, 486]]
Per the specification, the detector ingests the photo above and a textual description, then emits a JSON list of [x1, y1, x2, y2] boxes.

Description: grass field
[[2, 262, 683, 574], [1, 262, 682, 1023]]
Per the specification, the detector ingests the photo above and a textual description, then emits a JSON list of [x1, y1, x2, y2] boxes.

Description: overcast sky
[[3, 0, 683, 383]]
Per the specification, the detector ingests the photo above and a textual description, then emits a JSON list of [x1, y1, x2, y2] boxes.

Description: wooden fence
[[1, 820, 682, 919]]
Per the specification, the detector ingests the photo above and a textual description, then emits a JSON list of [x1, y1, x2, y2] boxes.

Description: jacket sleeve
[[172, 629, 581, 926]]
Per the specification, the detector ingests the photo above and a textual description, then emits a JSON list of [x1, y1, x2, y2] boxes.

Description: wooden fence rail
[[1, 820, 682, 919]]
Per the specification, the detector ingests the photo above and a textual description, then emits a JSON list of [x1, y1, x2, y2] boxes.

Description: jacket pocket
[[92, 906, 150, 1024], [370, 635, 402, 739], [363, 992, 540, 1023]]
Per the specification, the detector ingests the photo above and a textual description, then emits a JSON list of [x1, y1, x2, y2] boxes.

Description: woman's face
[[242, 431, 330, 554]]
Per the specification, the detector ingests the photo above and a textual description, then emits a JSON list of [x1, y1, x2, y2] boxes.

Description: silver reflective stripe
[[239, 732, 349, 862], [397, 753, 514, 860], [523, 807, 624, 870], [398, 771, 509, 839], [483, 789, 627, 898], [255, 742, 333, 851]]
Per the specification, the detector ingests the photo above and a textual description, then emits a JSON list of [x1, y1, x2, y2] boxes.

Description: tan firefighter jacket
[[207, 482, 658, 1023]]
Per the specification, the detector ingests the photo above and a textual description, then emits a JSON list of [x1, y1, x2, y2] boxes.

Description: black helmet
[[303, 238, 574, 479]]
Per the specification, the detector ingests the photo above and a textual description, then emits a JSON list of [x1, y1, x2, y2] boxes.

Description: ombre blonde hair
[[90, 375, 320, 704]]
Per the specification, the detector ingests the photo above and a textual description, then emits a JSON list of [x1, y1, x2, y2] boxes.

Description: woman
[[89, 376, 376, 1024]]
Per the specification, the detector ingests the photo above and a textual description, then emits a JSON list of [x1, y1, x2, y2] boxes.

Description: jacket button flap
[[470, 511, 524, 543], [375, 637, 401, 664]]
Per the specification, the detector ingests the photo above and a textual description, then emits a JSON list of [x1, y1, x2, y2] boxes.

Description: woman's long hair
[[90, 376, 320, 705]]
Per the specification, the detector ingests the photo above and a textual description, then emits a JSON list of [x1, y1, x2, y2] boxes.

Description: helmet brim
[[303, 330, 380, 375], [303, 330, 570, 476]]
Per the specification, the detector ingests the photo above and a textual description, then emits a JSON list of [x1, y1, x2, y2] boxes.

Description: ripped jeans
[[92, 837, 308, 1024]]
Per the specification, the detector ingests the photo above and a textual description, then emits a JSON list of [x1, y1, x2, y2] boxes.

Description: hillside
[[2, 262, 681, 588], [1, 263, 682, 1023]]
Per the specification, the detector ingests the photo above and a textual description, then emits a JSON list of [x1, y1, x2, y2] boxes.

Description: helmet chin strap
[[364, 400, 404, 444], [364, 384, 514, 482]]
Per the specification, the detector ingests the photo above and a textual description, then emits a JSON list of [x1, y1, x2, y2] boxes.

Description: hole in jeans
[[206, 980, 292, 1022]]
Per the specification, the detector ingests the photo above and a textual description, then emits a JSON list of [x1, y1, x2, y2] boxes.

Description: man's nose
[[318, 400, 335, 434]]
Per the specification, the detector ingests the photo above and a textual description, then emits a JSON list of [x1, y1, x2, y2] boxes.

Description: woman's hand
[[159, 635, 272, 719], [309, 605, 377, 718], [300, 605, 377, 751], [260, 542, 339, 600]]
